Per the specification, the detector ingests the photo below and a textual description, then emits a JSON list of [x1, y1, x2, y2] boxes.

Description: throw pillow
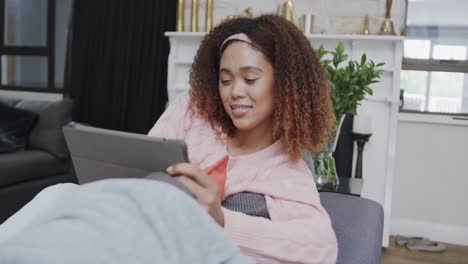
[[0, 102, 39, 153]]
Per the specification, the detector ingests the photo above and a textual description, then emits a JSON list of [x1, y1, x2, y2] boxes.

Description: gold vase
[[176, 0, 185, 32], [191, 0, 199, 32], [279, 0, 294, 22], [379, 0, 396, 35], [205, 0, 213, 32]]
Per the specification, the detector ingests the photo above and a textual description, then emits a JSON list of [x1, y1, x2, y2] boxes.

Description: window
[[401, 0, 468, 115], [0, 0, 72, 93]]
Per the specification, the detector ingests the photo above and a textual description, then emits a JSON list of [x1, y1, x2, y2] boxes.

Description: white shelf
[[165, 31, 405, 41], [174, 61, 193, 66], [305, 33, 404, 41], [367, 96, 393, 105], [165, 32, 205, 38]]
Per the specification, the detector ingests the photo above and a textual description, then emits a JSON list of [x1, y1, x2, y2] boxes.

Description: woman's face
[[218, 41, 275, 134]]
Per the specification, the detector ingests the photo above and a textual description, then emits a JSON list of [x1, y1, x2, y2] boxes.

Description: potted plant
[[314, 42, 384, 190]]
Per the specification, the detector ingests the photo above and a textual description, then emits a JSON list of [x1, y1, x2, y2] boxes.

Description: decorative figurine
[[362, 15, 370, 35], [380, 0, 396, 35]]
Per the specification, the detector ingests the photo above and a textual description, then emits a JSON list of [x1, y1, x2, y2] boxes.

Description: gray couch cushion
[[0, 150, 70, 187], [14, 99, 73, 159], [319, 192, 384, 264], [0, 96, 21, 107]]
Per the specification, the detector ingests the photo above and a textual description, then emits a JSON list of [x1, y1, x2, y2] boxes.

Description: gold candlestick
[[191, 0, 199, 32], [205, 0, 213, 32], [362, 15, 370, 35], [385, 0, 391, 18], [176, 0, 185, 32], [280, 0, 294, 22], [380, 0, 396, 35]]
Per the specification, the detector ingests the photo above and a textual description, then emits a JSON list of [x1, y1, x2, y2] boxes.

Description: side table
[[318, 177, 363, 197]]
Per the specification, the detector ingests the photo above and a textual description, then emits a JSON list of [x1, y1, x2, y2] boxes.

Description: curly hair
[[189, 15, 334, 162]]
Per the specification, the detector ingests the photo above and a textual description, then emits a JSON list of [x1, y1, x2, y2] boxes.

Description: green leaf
[[321, 59, 332, 68], [336, 42, 345, 55], [317, 45, 328, 58], [340, 54, 348, 63], [333, 56, 339, 68], [361, 54, 367, 66]]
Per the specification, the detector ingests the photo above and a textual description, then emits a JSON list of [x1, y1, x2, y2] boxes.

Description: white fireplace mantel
[[165, 31, 404, 247]]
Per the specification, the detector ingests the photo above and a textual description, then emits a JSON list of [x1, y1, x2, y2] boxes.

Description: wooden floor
[[381, 236, 468, 264]]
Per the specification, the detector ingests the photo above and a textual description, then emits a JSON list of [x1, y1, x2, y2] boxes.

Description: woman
[[149, 15, 338, 263]]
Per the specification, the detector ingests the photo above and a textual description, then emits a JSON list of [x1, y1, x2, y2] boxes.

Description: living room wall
[[392, 117, 468, 246]]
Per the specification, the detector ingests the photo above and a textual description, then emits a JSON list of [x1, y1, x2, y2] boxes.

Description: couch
[[0, 96, 77, 223], [304, 152, 384, 264], [320, 192, 383, 264], [0, 96, 383, 263]]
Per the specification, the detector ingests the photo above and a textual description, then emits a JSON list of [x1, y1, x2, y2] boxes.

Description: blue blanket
[[0, 179, 252, 264]]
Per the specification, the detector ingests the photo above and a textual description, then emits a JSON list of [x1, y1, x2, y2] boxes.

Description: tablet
[[63, 122, 189, 184]]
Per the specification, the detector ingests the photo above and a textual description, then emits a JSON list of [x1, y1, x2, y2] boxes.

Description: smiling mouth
[[230, 104, 252, 116]]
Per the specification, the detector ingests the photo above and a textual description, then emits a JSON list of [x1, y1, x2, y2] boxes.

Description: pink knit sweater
[[148, 94, 337, 264]]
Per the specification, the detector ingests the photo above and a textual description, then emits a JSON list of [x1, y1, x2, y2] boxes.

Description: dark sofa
[[0, 96, 77, 223]]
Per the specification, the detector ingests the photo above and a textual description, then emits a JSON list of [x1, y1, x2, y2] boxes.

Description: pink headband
[[219, 33, 256, 53]]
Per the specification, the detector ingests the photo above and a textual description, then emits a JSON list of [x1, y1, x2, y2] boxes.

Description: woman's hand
[[166, 163, 224, 226]]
